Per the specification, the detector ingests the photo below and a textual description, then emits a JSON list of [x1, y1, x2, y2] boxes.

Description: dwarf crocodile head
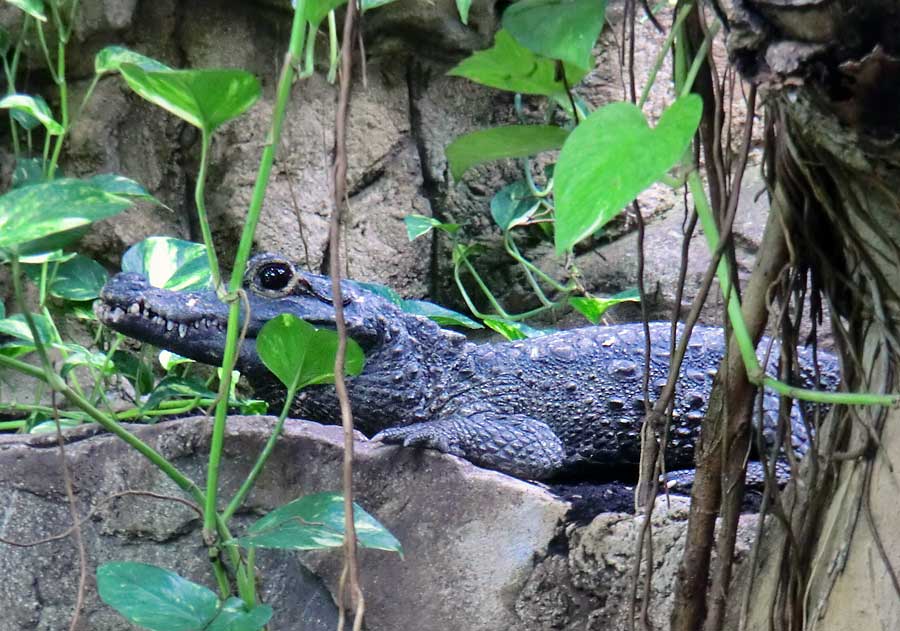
[[95, 252, 403, 378]]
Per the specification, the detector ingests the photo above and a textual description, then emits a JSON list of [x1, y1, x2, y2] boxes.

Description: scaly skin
[[96, 252, 838, 481]]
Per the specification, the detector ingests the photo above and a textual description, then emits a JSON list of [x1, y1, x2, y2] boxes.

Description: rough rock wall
[[0, 417, 755, 631], [0, 0, 765, 320]]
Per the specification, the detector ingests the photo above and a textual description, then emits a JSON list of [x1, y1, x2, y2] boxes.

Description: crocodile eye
[[257, 262, 293, 291]]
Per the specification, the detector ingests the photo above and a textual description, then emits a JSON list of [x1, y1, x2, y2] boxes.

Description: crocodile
[[95, 252, 838, 481]]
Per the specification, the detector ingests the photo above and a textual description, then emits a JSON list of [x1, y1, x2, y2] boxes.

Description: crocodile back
[[434, 322, 835, 473]]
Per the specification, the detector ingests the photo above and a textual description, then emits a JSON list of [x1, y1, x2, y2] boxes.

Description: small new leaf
[[482, 316, 548, 340], [404, 214, 460, 241], [491, 180, 541, 231], [569, 290, 640, 324]]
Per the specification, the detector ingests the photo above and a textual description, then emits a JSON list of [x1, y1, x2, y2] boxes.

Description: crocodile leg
[[373, 411, 566, 480]]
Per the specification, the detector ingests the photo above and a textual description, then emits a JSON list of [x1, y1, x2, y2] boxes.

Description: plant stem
[[211, 557, 230, 600], [680, 21, 719, 99], [222, 388, 296, 522], [204, 0, 308, 541], [195, 129, 222, 289], [301, 22, 316, 78], [638, 2, 693, 109], [504, 232, 572, 292], [327, 11, 339, 83], [90, 332, 123, 404], [113, 398, 204, 421], [75, 74, 101, 125], [5, 16, 31, 156], [46, 0, 75, 180]]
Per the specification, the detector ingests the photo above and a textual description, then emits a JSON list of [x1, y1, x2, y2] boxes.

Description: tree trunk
[[717, 1, 900, 628]]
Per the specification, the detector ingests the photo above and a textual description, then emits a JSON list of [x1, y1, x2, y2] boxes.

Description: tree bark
[[712, 1, 900, 629]]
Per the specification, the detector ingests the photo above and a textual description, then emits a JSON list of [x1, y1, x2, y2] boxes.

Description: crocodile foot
[[373, 422, 458, 455]]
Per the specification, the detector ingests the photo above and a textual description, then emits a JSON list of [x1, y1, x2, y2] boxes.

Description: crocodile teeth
[[166, 320, 175, 331], [127, 302, 140, 315], [110, 307, 125, 323], [178, 323, 188, 338], [193, 320, 201, 329]]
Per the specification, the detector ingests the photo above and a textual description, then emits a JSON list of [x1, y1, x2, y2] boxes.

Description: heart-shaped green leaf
[[0, 179, 132, 254], [237, 492, 402, 554], [257, 314, 365, 392], [0, 312, 56, 343], [96, 562, 219, 631], [502, 0, 607, 71], [554, 96, 702, 253], [94, 45, 172, 75], [299, 328, 365, 387], [447, 124, 568, 180], [448, 30, 588, 96], [0, 94, 62, 134], [118, 65, 261, 134], [23, 254, 108, 301], [122, 237, 212, 291]]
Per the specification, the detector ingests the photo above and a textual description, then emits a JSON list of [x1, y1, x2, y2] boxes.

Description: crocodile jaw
[[95, 272, 265, 375]]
